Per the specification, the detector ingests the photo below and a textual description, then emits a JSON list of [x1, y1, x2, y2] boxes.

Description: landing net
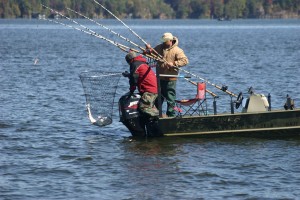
[[79, 71, 121, 127]]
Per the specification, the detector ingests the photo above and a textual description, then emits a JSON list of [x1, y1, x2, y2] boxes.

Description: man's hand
[[122, 71, 130, 77], [164, 62, 175, 70], [143, 44, 152, 55]]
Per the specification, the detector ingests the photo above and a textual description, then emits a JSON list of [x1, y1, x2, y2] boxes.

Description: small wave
[[0, 121, 13, 128]]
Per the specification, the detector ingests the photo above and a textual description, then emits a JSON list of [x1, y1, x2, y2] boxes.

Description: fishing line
[[33, 22, 40, 65]]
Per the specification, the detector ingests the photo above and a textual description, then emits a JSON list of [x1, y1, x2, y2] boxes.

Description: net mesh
[[79, 71, 121, 126]]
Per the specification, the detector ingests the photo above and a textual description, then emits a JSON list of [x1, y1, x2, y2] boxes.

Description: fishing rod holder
[[268, 93, 271, 111], [213, 96, 218, 115], [230, 95, 235, 114], [284, 94, 295, 110]]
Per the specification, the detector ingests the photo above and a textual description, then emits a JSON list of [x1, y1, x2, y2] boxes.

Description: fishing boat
[[79, 71, 299, 138], [118, 80, 300, 138]]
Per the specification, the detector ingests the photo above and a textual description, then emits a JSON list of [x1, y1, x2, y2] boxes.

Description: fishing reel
[[221, 85, 228, 92]]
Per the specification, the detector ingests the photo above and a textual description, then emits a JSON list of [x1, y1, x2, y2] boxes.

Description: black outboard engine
[[119, 93, 146, 137], [118, 93, 161, 137]]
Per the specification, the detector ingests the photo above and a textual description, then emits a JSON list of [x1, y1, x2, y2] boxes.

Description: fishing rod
[[44, 4, 236, 98], [66, 7, 146, 52], [160, 75, 218, 98], [44, 18, 131, 53], [42, 5, 164, 61], [143, 51, 236, 97], [93, 0, 148, 45], [43, 5, 129, 50], [173, 66, 237, 97], [93, 0, 165, 61], [42, 5, 149, 54], [43, 4, 90, 32], [92, 0, 236, 97], [66, 7, 170, 65]]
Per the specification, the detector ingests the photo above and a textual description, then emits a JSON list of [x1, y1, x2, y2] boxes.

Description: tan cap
[[161, 32, 174, 42]]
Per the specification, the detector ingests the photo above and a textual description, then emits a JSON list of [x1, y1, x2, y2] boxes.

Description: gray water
[[1, 19, 300, 199]]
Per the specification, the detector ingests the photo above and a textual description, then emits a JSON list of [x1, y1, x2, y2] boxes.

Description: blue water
[[1, 19, 300, 199]]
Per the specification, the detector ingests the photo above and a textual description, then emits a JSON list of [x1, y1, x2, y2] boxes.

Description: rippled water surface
[[1, 19, 300, 199]]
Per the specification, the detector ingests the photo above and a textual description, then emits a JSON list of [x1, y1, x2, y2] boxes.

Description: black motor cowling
[[118, 93, 161, 137], [119, 93, 146, 137]]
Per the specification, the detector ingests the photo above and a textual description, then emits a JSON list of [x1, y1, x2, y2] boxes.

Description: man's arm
[[174, 48, 189, 67]]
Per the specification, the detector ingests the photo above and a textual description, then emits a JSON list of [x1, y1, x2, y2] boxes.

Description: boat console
[[242, 93, 270, 113]]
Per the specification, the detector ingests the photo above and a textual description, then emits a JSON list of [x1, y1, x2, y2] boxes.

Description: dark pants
[[159, 80, 177, 117], [139, 92, 158, 117]]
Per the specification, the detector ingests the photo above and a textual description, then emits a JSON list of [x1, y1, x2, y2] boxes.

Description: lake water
[[1, 19, 300, 199]]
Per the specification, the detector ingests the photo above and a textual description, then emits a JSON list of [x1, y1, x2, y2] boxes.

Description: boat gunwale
[[158, 108, 300, 121], [163, 125, 300, 136]]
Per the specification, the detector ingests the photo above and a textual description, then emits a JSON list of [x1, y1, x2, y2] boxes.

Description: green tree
[[189, 0, 210, 18], [224, 0, 246, 18], [19, 0, 31, 17], [176, 0, 191, 18], [212, 0, 225, 18], [11, 2, 21, 17]]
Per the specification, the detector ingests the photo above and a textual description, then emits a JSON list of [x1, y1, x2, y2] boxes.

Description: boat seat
[[175, 82, 207, 116]]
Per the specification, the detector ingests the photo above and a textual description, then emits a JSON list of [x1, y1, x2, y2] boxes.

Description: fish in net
[[79, 71, 121, 127]]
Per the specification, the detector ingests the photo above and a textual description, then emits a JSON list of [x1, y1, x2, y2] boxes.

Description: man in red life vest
[[123, 51, 159, 117]]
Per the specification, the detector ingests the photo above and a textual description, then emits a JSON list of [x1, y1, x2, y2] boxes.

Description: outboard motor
[[119, 93, 146, 137], [118, 93, 161, 137]]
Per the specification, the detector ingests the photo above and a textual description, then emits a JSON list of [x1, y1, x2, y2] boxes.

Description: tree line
[[0, 0, 299, 19]]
